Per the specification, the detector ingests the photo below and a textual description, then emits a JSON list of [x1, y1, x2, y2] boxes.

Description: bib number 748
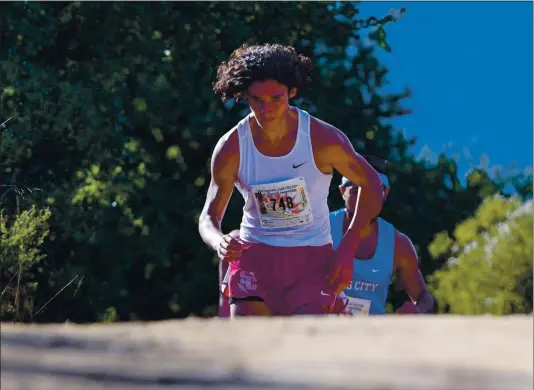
[[268, 196, 294, 212]]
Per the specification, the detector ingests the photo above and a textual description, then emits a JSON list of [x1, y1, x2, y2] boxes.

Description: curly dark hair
[[213, 43, 314, 102]]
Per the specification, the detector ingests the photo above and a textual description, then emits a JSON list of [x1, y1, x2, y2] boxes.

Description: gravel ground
[[2, 315, 532, 390]]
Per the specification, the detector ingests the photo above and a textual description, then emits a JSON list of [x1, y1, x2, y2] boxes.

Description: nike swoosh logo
[[292, 162, 307, 169], [320, 291, 331, 296], [372, 269, 380, 273]]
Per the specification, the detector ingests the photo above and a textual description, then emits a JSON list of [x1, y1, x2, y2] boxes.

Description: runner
[[199, 43, 384, 317], [329, 155, 435, 315]]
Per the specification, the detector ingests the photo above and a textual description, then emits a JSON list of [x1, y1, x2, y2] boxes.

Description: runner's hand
[[325, 266, 352, 295], [396, 301, 420, 314], [217, 234, 251, 262], [324, 249, 353, 295]]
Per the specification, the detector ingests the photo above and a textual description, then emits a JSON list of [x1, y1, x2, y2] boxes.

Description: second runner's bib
[[344, 296, 371, 316]]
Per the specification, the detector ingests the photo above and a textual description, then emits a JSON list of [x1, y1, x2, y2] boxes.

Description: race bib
[[250, 177, 313, 229], [344, 297, 371, 316]]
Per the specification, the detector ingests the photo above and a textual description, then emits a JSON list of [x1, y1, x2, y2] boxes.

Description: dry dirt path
[[2, 316, 532, 390]]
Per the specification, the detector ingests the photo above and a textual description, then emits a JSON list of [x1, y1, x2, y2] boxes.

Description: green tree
[[0, 202, 52, 321], [428, 195, 533, 315]]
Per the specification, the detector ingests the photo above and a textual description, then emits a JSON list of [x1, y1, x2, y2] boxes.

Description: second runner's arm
[[394, 232, 435, 314]]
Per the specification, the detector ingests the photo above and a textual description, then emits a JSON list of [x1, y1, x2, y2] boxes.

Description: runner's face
[[247, 80, 296, 128], [340, 185, 360, 213]]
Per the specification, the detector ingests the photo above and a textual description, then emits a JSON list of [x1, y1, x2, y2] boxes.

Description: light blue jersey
[[329, 208, 395, 315]]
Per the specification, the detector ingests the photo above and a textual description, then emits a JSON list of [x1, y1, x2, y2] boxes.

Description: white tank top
[[235, 107, 333, 247]]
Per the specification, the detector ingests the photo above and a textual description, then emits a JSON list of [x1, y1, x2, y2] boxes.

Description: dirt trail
[[2, 316, 532, 390]]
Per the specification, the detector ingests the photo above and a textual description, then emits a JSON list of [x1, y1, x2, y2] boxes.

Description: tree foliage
[[429, 196, 533, 315], [0, 204, 52, 321]]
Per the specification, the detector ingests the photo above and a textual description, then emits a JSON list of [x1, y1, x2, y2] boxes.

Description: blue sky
[[359, 1, 533, 182]]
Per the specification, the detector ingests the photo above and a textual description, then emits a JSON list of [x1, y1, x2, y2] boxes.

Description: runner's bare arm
[[394, 231, 435, 313], [198, 130, 240, 252], [314, 120, 384, 293], [313, 120, 383, 229]]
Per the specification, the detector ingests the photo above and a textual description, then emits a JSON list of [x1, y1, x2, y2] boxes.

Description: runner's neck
[[251, 107, 297, 145]]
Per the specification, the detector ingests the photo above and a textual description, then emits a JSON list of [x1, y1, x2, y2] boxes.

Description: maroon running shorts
[[223, 242, 336, 315]]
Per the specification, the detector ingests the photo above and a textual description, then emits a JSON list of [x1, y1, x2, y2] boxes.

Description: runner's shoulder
[[393, 228, 412, 247], [213, 126, 240, 157], [211, 126, 240, 173], [309, 115, 347, 145], [393, 227, 418, 265]]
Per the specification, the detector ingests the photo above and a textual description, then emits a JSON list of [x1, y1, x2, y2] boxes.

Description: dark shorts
[[221, 242, 336, 315], [218, 261, 230, 318]]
